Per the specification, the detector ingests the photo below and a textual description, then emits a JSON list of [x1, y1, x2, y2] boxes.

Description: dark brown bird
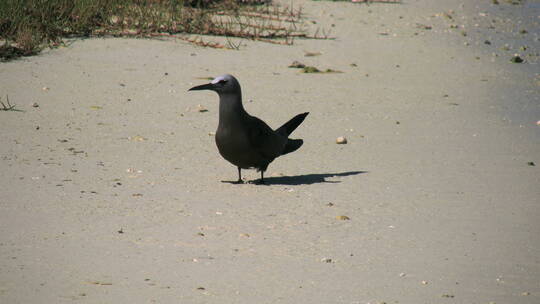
[[189, 74, 308, 184]]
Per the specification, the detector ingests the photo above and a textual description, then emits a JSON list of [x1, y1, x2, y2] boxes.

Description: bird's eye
[[218, 79, 227, 84]]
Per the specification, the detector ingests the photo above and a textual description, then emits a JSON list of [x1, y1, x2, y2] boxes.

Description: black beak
[[188, 83, 215, 91]]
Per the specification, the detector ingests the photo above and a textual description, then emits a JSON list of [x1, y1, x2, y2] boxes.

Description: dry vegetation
[[0, 0, 318, 60]]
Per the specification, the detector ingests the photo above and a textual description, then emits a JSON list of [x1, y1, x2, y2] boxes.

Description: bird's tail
[[275, 112, 309, 136], [282, 139, 303, 155]]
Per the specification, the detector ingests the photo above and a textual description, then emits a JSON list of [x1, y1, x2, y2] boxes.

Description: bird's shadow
[[222, 170, 367, 186], [264, 171, 367, 185]]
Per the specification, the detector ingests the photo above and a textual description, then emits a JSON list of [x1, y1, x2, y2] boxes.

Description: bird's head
[[188, 74, 240, 95]]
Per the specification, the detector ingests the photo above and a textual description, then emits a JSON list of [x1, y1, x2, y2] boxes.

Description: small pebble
[[197, 104, 208, 112], [336, 136, 347, 144], [304, 51, 322, 57], [528, 161, 535, 166], [129, 135, 146, 142], [32, 102, 39, 107], [288, 61, 306, 68], [510, 55, 524, 63], [421, 280, 428, 285], [336, 215, 350, 220], [321, 258, 332, 263]]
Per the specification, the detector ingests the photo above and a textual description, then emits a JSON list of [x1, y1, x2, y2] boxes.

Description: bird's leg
[[233, 167, 243, 184], [254, 170, 266, 185], [222, 167, 244, 184]]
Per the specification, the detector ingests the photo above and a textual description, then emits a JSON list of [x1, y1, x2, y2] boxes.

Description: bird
[[189, 74, 308, 184]]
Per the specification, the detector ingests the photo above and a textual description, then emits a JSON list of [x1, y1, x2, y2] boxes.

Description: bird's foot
[[221, 179, 244, 184]]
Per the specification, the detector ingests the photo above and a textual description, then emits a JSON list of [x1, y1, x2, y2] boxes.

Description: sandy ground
[[1, 0, 539, 303]]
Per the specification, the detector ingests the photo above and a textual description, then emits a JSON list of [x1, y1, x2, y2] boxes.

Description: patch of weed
[[0, 0, 314, 61]]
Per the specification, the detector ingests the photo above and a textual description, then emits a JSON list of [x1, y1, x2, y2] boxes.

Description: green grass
[[0, 0, 306, 60]]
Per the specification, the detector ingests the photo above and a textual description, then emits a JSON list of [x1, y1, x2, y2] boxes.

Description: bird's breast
[[215, 126, 248, 155], [215, 126, 267, 169]]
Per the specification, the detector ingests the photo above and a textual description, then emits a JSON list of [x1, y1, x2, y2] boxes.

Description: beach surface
[[1, 0, 539, 303]]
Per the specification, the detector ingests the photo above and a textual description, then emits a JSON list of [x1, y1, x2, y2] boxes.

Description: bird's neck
[[218, 93, 247, 125]]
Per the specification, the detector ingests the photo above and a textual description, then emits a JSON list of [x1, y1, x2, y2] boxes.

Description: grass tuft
[[1, 0, 313, 61]]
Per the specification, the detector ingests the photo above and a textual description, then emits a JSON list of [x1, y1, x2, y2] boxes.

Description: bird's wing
[[246, 116, 286, 160]]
